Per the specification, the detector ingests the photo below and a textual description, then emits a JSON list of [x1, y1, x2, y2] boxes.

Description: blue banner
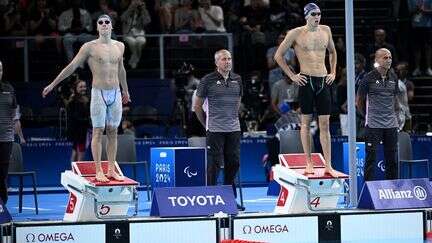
[[0, 198, 11, 224], [150, 186, 238, 217], [358, 178, 432, 209], [343, 142, 385, 196], [150, 147, 206, 188]]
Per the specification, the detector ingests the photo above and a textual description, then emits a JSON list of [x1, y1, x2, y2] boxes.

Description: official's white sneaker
[[426, 68, 432, 76]]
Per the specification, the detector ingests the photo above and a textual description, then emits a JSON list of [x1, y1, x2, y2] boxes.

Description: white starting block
[[61, 161, 139, 221], [273, 153, 349, 214]]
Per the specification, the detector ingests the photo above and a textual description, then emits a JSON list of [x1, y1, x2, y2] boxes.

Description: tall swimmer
[[274, 3, 338, 177], [42, 15, 130, 182]]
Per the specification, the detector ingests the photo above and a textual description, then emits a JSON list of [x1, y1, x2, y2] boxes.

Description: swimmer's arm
[[274, 29, 297, 78], [46, 43, 89, 89], [326, 26, 337, 75], [118, 43, 130, 98]]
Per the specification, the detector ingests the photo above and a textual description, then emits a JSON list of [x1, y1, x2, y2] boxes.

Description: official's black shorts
[[298, 75, 331, 115], [0, 142, 12, 163]]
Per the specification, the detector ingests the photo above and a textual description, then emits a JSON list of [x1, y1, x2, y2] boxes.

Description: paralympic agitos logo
[[242, 224, 289, 234], [26, 232, 75, 242]]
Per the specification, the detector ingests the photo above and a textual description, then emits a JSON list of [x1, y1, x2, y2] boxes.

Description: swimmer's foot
[[304, 163, 315, 174], [95, 171, 110, 182], [107, 170, 124, 181]]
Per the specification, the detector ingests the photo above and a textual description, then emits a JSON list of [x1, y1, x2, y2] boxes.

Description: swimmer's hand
[[290, 73, 307, 86], [42, 84, 54, 98], [325, 73, 336, 85], [122, 90, 131, 104]]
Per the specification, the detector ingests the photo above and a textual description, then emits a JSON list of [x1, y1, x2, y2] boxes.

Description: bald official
[[357, 48, 400, 181]]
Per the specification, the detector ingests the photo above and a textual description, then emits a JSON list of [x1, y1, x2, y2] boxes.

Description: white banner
[[16, 224, 105, 243], [340, 212, 424, 243], [130, 220, 217, 243], [233, 216, 319, 243]]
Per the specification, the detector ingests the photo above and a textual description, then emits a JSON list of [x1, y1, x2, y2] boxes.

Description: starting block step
[[273, 153, 349, 214], [61, 161, 139, 222]]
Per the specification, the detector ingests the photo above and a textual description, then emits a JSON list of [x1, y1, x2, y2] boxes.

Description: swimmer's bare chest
[[293, 28, 329, 75], [88, 43, 122, 88], [295, 29, 328, 53]]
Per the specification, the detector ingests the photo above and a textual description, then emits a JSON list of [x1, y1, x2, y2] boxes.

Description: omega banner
[[233, 215, 319, 242], [15, 224, 105, 243], [358, 178, 432, 209], [150, 185, 238, 217]]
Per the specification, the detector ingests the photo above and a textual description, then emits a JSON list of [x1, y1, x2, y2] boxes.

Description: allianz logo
[[168, 195, 226, 206], [378, 186, 427, 200]]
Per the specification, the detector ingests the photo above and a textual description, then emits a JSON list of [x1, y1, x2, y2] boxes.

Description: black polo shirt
[[357, 68, 399, 129], [196, 70, 242, 132], [0, 82, 17, 142]]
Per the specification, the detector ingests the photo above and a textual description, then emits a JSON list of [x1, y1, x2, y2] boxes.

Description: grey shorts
[[90, 87, 122, 128]]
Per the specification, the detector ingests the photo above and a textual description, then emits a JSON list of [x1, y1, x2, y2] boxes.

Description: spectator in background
[[239, 0, 268, 70], [395, 61, 414, 132], [271, 74, 298, 116], [58, 0, 93, 61], [354, 53, 367, 91], [2, 3, 27, 36], [239, 0, 268, 39], [197, 0, 225, 32], [335, 37, 346, 72], [336, 68, 348, 136], [266, 33, 296, 93], [121, 0, 151, 69], [28, 0, 61, 51], [174, 0, 196, 33], [265, 0, 289, 43], [365, 29, 397, 68], [354, 53, 368, 139], [67, 78, 90, 162], [155, 0, 178, 33], [408, 0, 432, 76]]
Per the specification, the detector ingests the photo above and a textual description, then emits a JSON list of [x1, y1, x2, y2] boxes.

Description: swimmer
[[42, 15, 131, 182], [274, 3, 338, 177]]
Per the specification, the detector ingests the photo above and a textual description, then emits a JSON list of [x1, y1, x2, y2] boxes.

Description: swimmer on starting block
[[274, 3, 338, 177], [42, 14, 131, 182]]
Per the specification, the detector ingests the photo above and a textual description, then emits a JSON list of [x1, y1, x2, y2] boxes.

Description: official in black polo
[[194, 49, 244, 209], [0, 60, 18, 203], [357, 48, 400, 181]]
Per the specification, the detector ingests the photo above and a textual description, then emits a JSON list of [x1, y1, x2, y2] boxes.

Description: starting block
[[273, 153, 349, 214], [61, 161, 139, 221]]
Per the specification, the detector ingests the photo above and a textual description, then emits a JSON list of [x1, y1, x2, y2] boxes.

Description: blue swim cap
[[304, 3, 320, 18]]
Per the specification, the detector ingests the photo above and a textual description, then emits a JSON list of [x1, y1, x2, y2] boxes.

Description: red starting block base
[[61, 161, 139, 221]]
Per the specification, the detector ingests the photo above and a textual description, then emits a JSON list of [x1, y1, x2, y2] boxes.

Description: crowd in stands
[[0, 0, 431, 138]]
